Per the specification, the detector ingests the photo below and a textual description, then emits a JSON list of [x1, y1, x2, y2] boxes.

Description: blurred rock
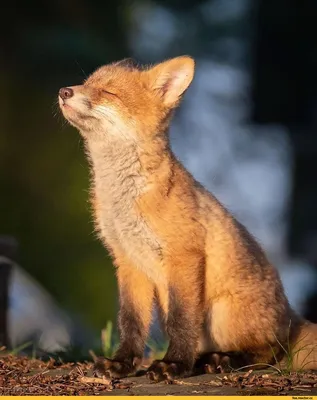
[[0, 235, 94, 353]]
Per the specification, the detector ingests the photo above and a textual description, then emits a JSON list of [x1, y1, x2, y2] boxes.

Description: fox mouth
[[60, 104, 98, 131], [58, 95, 78, 112], [60, 102, 72, 111]]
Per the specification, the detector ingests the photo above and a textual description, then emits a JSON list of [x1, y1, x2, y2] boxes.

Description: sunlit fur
[[60, 56, 317, 377]]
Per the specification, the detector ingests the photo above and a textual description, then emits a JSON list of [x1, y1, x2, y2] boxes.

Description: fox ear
[[146, 56, 195, 107]]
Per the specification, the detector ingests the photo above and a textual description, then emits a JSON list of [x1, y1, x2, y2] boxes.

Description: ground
[[1, 353, 317, 396]]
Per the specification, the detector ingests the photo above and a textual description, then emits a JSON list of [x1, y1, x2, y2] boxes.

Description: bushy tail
[[288, 320, 317, 370]]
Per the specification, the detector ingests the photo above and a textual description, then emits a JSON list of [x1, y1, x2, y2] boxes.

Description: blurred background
[[1, 0, 317, 357]]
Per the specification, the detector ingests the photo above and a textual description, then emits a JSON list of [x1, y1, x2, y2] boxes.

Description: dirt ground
[[1, 353, 317, 396]]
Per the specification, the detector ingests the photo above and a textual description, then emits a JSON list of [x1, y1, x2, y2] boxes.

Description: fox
[[59, 56, 317, 382]]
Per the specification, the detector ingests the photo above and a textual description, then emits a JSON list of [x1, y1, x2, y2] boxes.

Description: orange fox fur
[[59, 56, 317, 380]]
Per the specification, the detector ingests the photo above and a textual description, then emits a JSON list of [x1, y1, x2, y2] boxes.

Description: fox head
[[58, 56, 195, 142]]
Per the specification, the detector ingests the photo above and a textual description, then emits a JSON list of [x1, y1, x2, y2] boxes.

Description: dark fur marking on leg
[[95, 297, 147, 379], [148, 286, 200, 382]]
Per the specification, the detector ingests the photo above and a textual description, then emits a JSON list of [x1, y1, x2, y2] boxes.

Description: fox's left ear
[[146, 56, 195, 107]]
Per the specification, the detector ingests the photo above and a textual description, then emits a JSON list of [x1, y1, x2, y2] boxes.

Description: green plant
[[101, 320, 118, 358], [146, 337, 168, 361], [270, 319, 317, 374], [10, 341, 33, 356]]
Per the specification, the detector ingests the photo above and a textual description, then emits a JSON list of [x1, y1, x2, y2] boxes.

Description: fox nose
[[59, 87, 74, 100]]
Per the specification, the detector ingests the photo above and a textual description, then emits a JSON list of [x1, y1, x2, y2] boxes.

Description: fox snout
[[58, 84, 110, 135], [59, 87, 74, 101]]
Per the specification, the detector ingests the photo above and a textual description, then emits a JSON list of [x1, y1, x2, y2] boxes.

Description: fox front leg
[[94, 260, 154, 379], [147, 254, 204, 382]]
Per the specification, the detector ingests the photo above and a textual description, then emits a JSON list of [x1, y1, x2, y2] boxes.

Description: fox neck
[[85, 133, 172, 199]]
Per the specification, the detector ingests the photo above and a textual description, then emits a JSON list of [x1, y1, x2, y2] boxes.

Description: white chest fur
[[87, 140, 164, 283]]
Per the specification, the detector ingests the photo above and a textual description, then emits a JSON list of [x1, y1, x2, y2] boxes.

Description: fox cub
[[59, 56, 317, 381]]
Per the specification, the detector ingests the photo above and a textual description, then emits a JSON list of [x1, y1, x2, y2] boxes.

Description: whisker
[[75, 59, 88, 79]]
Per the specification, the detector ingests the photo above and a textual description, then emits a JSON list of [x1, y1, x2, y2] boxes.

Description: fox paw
[[195, 352, 232, 374], [93, 356, 142, 379], [146, 360, 192, 382]]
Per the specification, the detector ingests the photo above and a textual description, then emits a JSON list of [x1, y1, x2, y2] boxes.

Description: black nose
[[59, 87, 74, 100]]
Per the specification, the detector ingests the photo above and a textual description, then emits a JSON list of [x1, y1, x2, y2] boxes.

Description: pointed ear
[[146, 56, 195, 107]]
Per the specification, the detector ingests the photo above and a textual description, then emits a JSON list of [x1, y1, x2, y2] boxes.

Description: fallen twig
[[79, 376, 112, 385], [88, 350, 98, 362]]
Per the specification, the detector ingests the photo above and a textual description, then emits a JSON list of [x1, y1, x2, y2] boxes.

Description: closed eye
[[102, 89, 118, 97]]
